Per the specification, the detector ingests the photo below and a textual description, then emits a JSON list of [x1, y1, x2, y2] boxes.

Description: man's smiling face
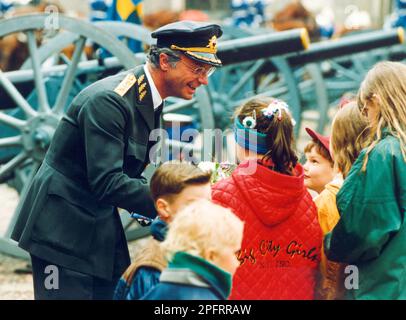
[[165, 54, 212, 100]]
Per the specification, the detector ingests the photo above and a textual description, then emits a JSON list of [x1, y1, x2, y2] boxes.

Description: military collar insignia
[[112, 66, 152, 107], [133, 67, 153, 110], [137, 74, 148, 103], [138, 74, 145, 86], [139, 91, 147, 102], [129, 67, 154, 129], [138, 82, 147, 95]]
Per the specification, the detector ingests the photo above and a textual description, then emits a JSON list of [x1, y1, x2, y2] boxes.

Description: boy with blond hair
[[142, 199, 244, 300], [113, 162, 212, 300]]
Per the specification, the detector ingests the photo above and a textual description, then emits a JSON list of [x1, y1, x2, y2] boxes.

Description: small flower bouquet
[[198, 161, 237, 184]]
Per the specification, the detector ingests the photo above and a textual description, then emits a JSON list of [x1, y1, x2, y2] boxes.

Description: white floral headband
[[240, 99, 296, 129], [242, 110, 257, 129]]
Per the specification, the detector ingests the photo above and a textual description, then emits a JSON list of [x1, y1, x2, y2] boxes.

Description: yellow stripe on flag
[[116, 0, 137, 21]]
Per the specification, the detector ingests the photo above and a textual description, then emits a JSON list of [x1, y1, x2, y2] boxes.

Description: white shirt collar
[[143, 64, 163, 110]]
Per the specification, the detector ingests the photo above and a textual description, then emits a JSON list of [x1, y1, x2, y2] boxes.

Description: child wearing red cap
[[303, 128, 335, 194]]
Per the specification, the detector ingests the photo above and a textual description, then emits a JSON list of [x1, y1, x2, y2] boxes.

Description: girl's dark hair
[[235, 98, 298, 175]]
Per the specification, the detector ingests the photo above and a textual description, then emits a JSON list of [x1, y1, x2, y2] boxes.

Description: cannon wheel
[[20, 20, 154, 70], [0, 14, 141, 258]]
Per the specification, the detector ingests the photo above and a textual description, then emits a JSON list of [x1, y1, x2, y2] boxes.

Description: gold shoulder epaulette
[[114, 74, 137, 97]]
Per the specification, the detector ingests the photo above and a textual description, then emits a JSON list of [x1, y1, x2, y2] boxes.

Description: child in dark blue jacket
[[142, 199, 244, 300]]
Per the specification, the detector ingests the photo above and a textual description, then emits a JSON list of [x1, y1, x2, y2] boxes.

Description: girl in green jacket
[[325, 61, 406, 300]]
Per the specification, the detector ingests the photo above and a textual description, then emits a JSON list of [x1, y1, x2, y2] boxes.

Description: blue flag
[[107, 0, 143, 53]]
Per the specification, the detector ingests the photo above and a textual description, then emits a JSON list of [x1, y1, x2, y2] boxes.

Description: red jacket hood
[[231, 159, 307, 226]]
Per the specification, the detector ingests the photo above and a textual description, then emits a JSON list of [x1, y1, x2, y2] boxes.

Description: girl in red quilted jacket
[[212, 97, 323, 300]]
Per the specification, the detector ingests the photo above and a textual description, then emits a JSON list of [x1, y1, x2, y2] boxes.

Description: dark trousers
[[30, 254, 120, 300]]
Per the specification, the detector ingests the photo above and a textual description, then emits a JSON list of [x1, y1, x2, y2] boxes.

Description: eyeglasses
[[179, 58, 216, 78]]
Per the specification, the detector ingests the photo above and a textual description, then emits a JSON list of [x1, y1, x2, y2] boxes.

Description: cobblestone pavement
[[0, 253, 33, 300], [0, 183, 147, 300], [0, 184, 33, 300]]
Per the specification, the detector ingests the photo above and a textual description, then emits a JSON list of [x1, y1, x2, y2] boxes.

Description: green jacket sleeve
[[78, 91, 156, 217], [325, 137, 404, 263]]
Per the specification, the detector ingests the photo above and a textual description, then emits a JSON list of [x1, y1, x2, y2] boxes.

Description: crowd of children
[[114, 60, 405, 300]]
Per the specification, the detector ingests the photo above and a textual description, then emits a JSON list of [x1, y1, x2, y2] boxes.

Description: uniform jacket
[[141, 252, 232, 300], [11, 65, 160, 281], [325, 132, 406, 300], [212, 160, 322, 300]]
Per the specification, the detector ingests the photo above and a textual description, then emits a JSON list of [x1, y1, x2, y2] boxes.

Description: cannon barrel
[[287, 28, 405, 67], [217, 28, 310, 66], [0, 29, 310, 87]]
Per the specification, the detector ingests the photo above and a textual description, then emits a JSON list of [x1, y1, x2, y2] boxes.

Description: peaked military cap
[[151, 20, 223, 67]]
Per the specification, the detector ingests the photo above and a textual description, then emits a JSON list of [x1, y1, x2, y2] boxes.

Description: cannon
[[217, 28, 309, 65], [288, 28, 405, 66], [284, 27, 405, 133], [205, 27, 405, 135]]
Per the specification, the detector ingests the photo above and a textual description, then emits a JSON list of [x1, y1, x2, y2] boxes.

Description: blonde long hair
[[357, 61, 406, 170], [330, 102, 369, 178]]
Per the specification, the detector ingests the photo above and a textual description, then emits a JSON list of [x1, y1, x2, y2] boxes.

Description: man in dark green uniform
[[11, 21, 223, 299]]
